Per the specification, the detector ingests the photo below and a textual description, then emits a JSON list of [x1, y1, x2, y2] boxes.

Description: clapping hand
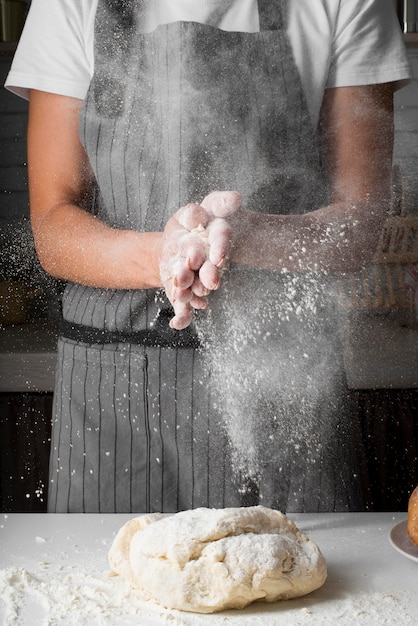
[[160, 191, 243, 329]]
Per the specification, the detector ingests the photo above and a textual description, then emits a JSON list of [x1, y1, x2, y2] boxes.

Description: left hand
[[160, 191, 243, 329]]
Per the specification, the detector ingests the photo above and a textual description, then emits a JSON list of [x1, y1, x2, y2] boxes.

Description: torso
[[49, 0, 364, 514], [67, 0, 324, 336]]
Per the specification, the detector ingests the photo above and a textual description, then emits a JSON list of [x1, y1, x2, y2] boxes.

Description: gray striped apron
[[48, 0, 364, 513]]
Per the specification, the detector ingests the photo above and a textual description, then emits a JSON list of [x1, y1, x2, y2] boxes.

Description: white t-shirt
[[5, 0, 412, 127]]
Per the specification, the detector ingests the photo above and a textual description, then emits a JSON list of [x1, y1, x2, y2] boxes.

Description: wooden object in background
[[338, 166, 418, 312]]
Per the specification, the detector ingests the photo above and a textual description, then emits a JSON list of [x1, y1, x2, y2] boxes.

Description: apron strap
[[60, 311, 200, 348], [257, 0, 287, 31], [103, 0, 288, 33]]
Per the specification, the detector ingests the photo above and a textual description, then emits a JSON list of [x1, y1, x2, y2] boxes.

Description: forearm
[[230, 200, 387, 274], [32, 202, 163, 290], [27, 91, 164, 291]]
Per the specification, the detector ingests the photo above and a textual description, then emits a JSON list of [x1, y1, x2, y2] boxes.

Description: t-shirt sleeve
[[328, 0, 412, 89], [4, 0, 94, 100]]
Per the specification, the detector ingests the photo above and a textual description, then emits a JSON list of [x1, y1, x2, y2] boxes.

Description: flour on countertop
[[0, 565, 416, 626]]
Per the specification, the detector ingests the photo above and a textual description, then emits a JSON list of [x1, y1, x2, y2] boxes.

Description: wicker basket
[[338, 167, 417, 312]]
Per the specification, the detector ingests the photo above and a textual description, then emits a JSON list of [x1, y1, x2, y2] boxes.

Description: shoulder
[[327, 0, 411, 88], [287, 0, 411, 127], [20, 0, 94, 32], [5, 0, 97, 100], [289, 0, 405, 46], [289, 0, 399, 26]]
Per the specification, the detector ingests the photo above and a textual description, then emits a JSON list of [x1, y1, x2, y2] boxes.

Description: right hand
[[160, 191, 243, 329]]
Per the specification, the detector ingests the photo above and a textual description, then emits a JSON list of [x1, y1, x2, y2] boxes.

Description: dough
[[108, 505, 327, 613]]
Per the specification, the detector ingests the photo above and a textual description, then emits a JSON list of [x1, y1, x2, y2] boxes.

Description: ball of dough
[[407, 486, 418, 547], [109, 505, 327, 613]]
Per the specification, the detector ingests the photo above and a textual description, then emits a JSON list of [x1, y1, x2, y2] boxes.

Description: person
[[5, 0, 411, 513]]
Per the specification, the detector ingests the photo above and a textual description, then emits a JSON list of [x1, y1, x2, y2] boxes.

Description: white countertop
[[0, 512, 417, 625]]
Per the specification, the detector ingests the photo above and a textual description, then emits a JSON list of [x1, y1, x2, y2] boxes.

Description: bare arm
[[229, 84, 394, 273], [28, 90, 163, 289]]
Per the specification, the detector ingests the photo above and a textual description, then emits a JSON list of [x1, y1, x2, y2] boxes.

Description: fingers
[[169, 301, 193, 330], [200, 191, 242, 268], [198, 259, 221, 291], [191, 274, 211, 298], [161, 192, 243, 329], [163, 230, 207, 281], [174, 203, 211, 231], [169, 194, 241, 272], [206, 217, 232, 268], [201, 190, 243, 218], [182, 234, 208, 272], [168, 287, 208, 331], [160, 225, 210, 329]]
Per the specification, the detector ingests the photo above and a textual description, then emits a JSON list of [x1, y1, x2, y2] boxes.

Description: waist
[[59, 314, 200, 349]]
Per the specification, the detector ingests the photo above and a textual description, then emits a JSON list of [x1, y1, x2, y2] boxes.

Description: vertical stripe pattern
[[49, 339, 241, 512]]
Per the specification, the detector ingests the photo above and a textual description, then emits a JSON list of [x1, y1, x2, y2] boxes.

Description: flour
[[195, 268, 354, 510], [0, 565, 416, 626], [0, 565, 170, 626]]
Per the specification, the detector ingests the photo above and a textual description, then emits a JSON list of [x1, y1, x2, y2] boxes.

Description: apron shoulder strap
[[102, 1, 287, 32], [257, 0, 287, 31]]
